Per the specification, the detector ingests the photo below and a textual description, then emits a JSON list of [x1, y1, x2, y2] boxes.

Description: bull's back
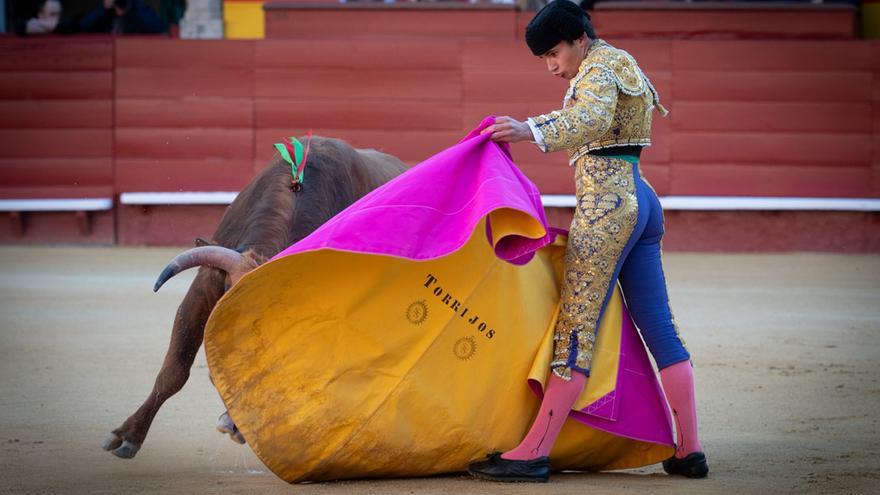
[[214, 137, 408, 254], [355, 148, 408, 184], [308, 137, 408, 199]]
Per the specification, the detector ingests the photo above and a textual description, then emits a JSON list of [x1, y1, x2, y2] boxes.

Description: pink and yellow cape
[[204, 118, 675, 482]]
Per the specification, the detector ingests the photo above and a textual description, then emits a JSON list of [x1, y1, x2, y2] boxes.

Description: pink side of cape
[[273, 118, 551, 264], [273, 117, 673, 447]]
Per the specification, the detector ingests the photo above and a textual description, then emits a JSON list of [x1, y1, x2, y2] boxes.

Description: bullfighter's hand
[[481, 116, 533, 144]]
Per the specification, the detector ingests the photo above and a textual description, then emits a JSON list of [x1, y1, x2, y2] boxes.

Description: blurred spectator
[[159, 0, 186, 32], [13, 0, 77, 35], [79, 0, 167, 34]]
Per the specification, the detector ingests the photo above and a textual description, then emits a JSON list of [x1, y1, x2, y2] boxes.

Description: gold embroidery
[[530, 39, 667, 165], [530, 65, 618, 155], [551, 155, 638, 380]]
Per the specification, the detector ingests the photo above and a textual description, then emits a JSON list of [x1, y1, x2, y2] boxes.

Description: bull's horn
[[153, 246, 242, 292]]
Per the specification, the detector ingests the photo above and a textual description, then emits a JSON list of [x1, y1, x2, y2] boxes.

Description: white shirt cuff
[[526, 118, 547, 152]]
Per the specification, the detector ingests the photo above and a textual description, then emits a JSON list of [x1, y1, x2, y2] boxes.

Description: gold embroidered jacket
[[527, 39, 667, 165]]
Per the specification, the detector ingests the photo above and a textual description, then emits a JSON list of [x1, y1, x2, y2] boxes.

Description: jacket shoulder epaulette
[[583, 43, 647, 97]]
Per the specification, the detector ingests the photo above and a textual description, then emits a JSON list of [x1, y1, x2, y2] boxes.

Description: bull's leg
[[103, 270, 221, 459], [101, 316, 203, 458]]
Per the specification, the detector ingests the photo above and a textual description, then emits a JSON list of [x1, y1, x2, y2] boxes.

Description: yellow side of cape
[[205, 215, 672, 482]]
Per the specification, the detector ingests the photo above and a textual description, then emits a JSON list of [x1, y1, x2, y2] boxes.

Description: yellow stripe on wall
[[224, 1, 265, 39], [864, 1, 880, 39]]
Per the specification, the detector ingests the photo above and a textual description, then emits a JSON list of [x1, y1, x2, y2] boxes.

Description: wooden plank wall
[[247, 38, 878, 202], [265, 7, 518, 41], [668, 41, 874, 198], [113, 39, 257, 245], [252, 40, 464, 165], [114, 39, 256, 193], [0, 39, 115, 243], [266, 4, 857, 42], [874, 42, 880, 196], [0, 36, 877, 249], [0, 39, 114, 198], [590, 8, 856, 40]]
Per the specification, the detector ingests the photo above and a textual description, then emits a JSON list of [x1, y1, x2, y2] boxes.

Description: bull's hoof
[[112, 440, 141, 459], [101, 432, 123, 452], [230, 430, 246, 444], [216, 411, 246, 445], [101, 433, 140, 459]]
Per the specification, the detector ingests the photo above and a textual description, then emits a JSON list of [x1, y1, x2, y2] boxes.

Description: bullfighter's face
[[539, 36, 589, 81]]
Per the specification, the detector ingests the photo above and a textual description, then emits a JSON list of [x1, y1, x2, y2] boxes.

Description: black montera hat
[[525, 1, 594, 56]]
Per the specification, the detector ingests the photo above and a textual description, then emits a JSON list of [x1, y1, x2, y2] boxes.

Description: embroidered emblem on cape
[[406, 300, 429, 325], [453, 336, 477, 361]]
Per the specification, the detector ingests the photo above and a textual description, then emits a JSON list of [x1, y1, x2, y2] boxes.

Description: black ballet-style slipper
[[467, 452, 550, 483], [662, 451, 709, 478]]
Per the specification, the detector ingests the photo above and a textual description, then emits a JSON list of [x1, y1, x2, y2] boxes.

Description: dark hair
[[34, 0, 60, 14], [525, 0, 596, 56]]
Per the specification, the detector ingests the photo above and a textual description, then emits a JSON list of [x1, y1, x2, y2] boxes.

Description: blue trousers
[[551, 155, 690, 379]]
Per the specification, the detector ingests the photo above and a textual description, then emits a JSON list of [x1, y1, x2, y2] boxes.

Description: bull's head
[[153, 244, 264, 293]]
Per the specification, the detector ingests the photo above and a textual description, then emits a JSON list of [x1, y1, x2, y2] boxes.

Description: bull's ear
[[194, 237, 214, 247]]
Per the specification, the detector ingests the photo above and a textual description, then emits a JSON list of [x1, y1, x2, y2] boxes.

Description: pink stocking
[[659, 360, 703, 458], [502, 371, 587, 461]]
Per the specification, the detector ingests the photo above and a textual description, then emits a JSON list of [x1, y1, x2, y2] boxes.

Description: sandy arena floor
[[0, 247, 878, 494]]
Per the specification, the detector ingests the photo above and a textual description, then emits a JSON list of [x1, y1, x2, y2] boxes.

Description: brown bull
[[101, 137, 407, 458]]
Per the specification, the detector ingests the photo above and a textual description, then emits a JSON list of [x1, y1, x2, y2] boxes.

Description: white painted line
[[541, 195, 577, 208], [0, 198, 113, 211], [119, 192, 239, 205], [660, 196, 880, 211], [540, 195, 880, 211], [116, 192, 880, 211]]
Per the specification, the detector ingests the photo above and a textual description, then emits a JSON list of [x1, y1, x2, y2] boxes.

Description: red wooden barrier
[[116, 204, 228, 247], [115, 158, 255, 191], [115, 98, 254, 128], [264, 3, 517, 41], [0, 38, 115, 243], [255, 39, 462, 70], [591, 3, 856, 40], [0, 38, 113, 70], [0, 159, 112, 187], [111, 39, 257, 244], [265, 3, 857, 42], [0, 100, 112, 128], [873, 42, 880, 196], [0, 34, 877, 250]]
